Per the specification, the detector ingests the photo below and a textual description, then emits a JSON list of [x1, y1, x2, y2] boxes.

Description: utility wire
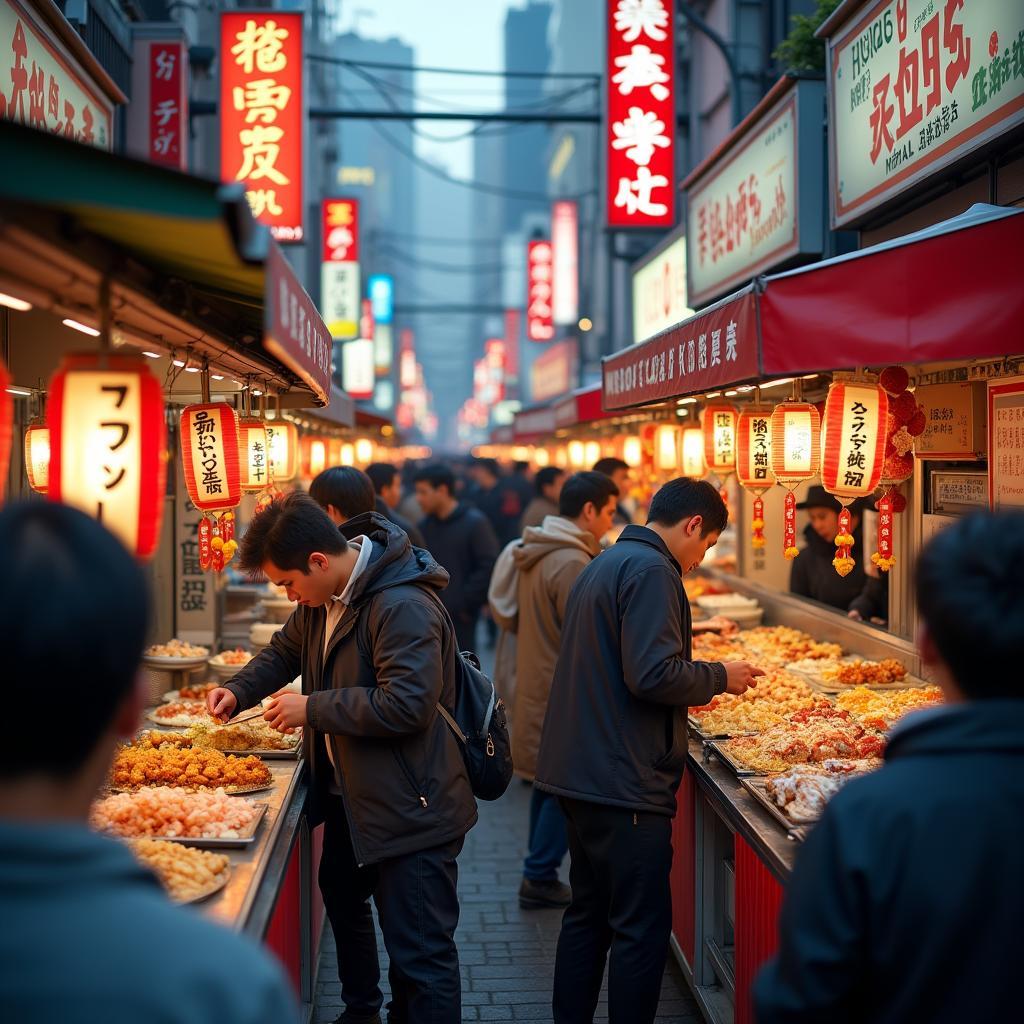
[[308, 52, 599, 81], [373, 231, 505, 247], [376, 243, 512, 275]]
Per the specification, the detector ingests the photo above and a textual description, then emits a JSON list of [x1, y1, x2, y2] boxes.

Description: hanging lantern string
[[200, 361, 211, 405]]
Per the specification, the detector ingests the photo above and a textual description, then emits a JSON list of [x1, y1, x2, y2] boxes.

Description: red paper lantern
[[702, 403, 738, 477], [736, 407, 774, 550], [820, 381, 889, 503], [770, 401, 821, 559], [238, 417, 270, 492], [301, 435, 329, 479], [266, 420, 299, 481], [179, 403, 242, 513], [24, 420, 50, 494], [47, 353, 167, 560], [0, 357, 11, 502]]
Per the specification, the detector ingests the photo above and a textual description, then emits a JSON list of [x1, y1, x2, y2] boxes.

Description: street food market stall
[[0, 120, 338, 1009], [602, 203, 1024, 1024]]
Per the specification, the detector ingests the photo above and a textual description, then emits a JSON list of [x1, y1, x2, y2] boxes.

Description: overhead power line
[[308, 53, 600, 81], [377, 243, 511, 275]]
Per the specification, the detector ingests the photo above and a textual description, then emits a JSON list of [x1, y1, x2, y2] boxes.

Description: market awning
[[553, 384, 618, 429], [0, 120, 334, 406], [513, 403, 558, 443], [603, 204, 1024, 410]]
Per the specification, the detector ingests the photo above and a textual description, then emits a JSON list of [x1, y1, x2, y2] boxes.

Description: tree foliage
[[773, 0, 843, 73]]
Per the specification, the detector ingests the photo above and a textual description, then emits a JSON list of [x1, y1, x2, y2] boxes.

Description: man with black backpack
[[206, 494, 477, 1024]]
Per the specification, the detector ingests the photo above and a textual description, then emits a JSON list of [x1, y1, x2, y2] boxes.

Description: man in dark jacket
[[535, 478, 763, 1024], [208, 494, 476, 1024], [366, 461, 427, 549], [755, 511, 1024, 1024], [414, 463, 499, 652]]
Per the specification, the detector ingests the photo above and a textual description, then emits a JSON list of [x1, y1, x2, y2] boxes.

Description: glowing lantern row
[[48, 353, 167, 561], [736, 407, 774, 550], [770, 401, 821, 560], [180, 402, 241, 572], [820, 381, 889, 577], [238, 417, 270, 492], [355, 438, 374, 465], [24, 419, 49, 494], [568, 439, 600, 470], [534, 446, 551, 468], [622, 436, 642, 469], [301, 435, 328, 479], [266, 420, 298, 481], [0, 357, 11, 502], [681, 427, 704, 478], [654, 424, 679, 472]]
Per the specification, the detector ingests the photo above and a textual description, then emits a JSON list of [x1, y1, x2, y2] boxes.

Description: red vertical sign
[[606, 0, 676, 228], [503, 308, 521, 397], [322, 198, 359, 262], [527, 240, 555, 342], [220, 12, 304, 242], [149, 41, 185, 168]]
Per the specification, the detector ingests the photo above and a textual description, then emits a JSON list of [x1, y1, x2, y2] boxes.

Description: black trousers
[[552, 796, 674, 1024], [318, 795, 464, 1024]]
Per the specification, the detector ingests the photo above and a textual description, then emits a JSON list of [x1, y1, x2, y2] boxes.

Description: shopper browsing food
[[0, 502, 296, 1024], [207, 494, 475, 1024]]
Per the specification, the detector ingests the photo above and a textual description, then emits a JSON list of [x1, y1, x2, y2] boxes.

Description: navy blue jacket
[[535, 525, 727, 815], [755, 700, 1024, 1023]]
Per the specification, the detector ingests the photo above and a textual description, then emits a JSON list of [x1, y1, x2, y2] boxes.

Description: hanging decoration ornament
[[770, 400, 821, 559], [736, 406, 774, 550], [702, 402, 737, 512], [198, 515, 213, 571], [24, 411, 50, 495], [820, 379, 889, 576], [872, 365, 923, 571], [180, 399, 241, 572]]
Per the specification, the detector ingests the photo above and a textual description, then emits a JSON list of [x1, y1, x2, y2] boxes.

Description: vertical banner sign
[[504, 308, 521, 398], [220, 11, 303, 242], [343, 339, 375, 400], [606, 0, 676, 228], [368, 274, 394, 323], [174, 457, 215, 639], [551, 200, 579, 325], [149, 40, 186, 168], [527, 240, 555, 341], [485, 340, 506, 403], [320, 198, 360, 340], [399, 329, 417, 389]]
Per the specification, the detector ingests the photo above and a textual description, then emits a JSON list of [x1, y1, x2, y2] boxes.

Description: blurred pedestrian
[[521, 467, 566, 530], [209, 494, 476, 1024], [0, 502, 297, 1024], [310, 466, 376, 526], [365, 461, 427, 549], [471, 458, 520, 547], [489, 472, 619, 910], [535, 479, 763, 1024], [414, 463, 499, 653], [755, 512, 1024, 1024], [592, 457, 634, 526]]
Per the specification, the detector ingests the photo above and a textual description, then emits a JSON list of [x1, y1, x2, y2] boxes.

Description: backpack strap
[[435, 702, 467, 745]]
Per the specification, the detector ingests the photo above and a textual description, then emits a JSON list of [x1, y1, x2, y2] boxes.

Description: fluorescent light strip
[[6, 386, 32, 396], [757, 377, 794, 390], [184, 366, 201, 373], [142, 351, 161, 359], [0, 291, 31, 311], [211, 374, 225, 381], [62, 318, 100, 337]]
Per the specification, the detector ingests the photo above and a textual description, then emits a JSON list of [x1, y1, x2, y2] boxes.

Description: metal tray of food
[[176, 867, 232, 905], [705, 740, 758, 777], [688, 716, 759, 741], [739, 776, 811, 835], [108, 802, 269, 849]]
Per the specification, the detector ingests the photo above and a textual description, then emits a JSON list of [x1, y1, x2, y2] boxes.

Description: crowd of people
[[1, 456, 1021, 1024]]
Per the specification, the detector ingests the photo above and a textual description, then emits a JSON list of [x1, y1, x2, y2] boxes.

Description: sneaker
[[519, 877, 571, 909], [332, 1011, 381, 1024]]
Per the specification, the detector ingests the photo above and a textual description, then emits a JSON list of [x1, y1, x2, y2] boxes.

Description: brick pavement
[[312, 778, 702, 1023]]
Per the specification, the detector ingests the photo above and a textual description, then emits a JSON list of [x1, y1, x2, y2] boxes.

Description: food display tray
[[705, 740, 757, 777], [107, 803, 268, 849], [788, 660, 929, 694], [739, 777, 814, 834], [145, 709, 213, 728], [687, 716, 758, 741], [143, 655, 210, 671], [175, 867, 232, 905]]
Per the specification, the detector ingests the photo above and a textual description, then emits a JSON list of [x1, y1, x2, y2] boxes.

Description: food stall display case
[[603, 203, 1024, 1024]]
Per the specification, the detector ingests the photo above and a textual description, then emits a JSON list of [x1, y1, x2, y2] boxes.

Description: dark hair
[[513, 461, 530, 474], [238, 491, 348, 574], [366, 461, 399, 495], [0, 502, 149, 779], [309, 466, 376, 520], [559, 471, 620, 519], [592, 456, 629, 476], [413, 462, 456, 495], [916, 512, 1024, 699], [475, 457, 500, 480], [647, 478, 728, 535], [535, 466, 565, 496]]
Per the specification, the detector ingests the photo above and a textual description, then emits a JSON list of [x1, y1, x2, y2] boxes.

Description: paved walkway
[[312, 778, 702, 1023]]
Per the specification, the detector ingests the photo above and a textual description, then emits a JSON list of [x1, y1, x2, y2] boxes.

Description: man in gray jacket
[[208, 494, 476, 1024]]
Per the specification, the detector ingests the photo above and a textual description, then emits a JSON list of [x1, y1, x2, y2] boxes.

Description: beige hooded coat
[[489, 515, 601, 780]]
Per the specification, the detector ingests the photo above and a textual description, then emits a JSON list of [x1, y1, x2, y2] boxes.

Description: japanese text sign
[[531, 340, 577, 403], [323, 198, 358, 263], [343, 338, 374, 400], [180, 403, 241, 513], [603, 288, 758, 410], [821, 381, 888, 499], [238, 417, 269, 491], [632, 232, 693, 345], [0, 0, 115, 148], [321, 198, 360, 341], [174, 457, 214, 638], [551, 200, 579, 325], [826, 0, 1024, 227], [703, 403, 738, 475], [736, 408, 775, 491], [149, 40, 185, 168], [527, 239, 555, 341], [606, 0, 676, 227], [988, 379, 1024, 510], [221, 11, 303, 242], [687, 94, 799, 306]]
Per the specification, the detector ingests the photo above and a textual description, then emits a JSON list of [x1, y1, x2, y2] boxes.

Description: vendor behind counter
[[789, 486, 887, 623]]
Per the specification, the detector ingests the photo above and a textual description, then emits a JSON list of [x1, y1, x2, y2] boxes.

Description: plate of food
[[208, 648, 254, 681], [803, 657, 919, 692], [129, 838, 231, 904], [92, 787, 268, 847], [109, 745, 273, 793], [143, 639, 210, 670], [161, 682, 219, 704], [147, 701, 216, 728], [189, 720, 301, 759]]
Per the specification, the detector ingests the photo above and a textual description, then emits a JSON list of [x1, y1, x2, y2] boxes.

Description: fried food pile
[[92, 786, 261, 839], [111, 745, 271, 791], [129, 838, 230, 902]]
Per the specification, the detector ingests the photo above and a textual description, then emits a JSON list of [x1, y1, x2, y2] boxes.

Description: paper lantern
[[568, 439, 585, 469], [0, 358, 11, 502], [736, 407, 774, 549], [237, 417, 270, 492], [681, 427, 705, 479], [301, 435, 328, 479], [266, 420, 298, 481], [24, 420, 49, 494], [47, 353, 167, 560], [820, 382, 888, 502], [340, 442, 355, 466], [355, 438, 374, 465], [534, 446, 551, 468], [180, 403, 242, 513], [622, 436, 642, 468], [654, 424, 679, 471], [769, 401, 821, 560], [702, 403, 737, 477], [326, 438, 343, 466], [554, 445, 568, 469]]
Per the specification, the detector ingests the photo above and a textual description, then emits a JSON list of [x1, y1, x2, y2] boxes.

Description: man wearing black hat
[[790, 485, 887, 622]]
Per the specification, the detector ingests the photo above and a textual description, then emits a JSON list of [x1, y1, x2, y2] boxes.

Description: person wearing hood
[[0, 502, 296, 1024], [789, 485, 888, 622], [208, 495, 476, 1024], [414, 463, 499, 652], [756, 512, 1024, 1023], [489, 471, 620, 910]]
